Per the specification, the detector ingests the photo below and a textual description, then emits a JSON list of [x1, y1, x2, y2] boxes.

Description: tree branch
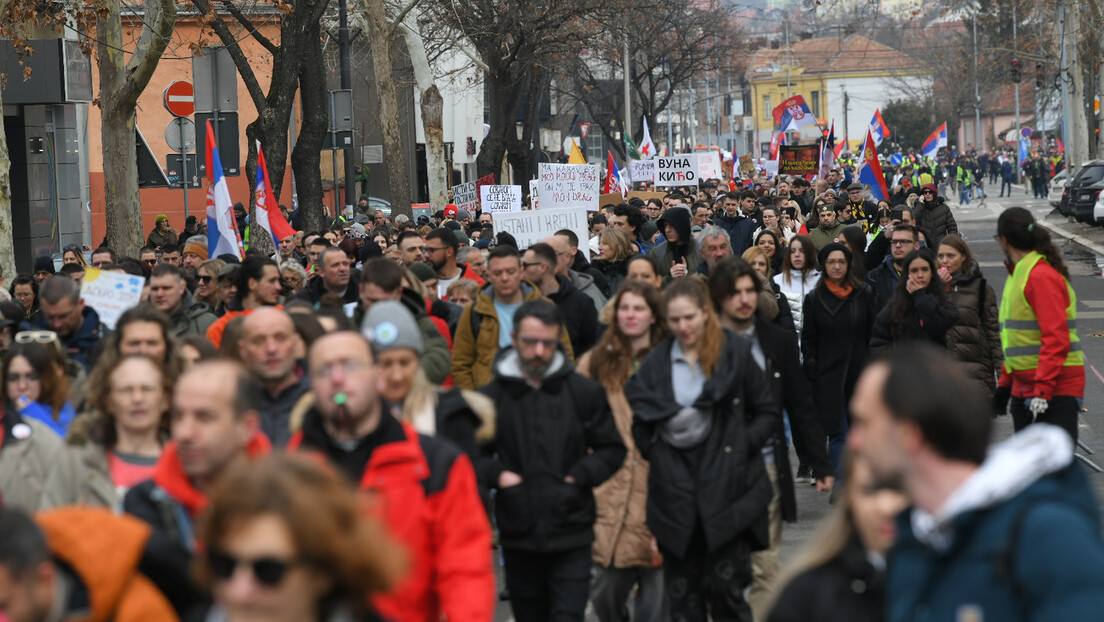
[[191, 0, 269, 112], [219, 0, 278, 54], [386, 0, 420, 38]]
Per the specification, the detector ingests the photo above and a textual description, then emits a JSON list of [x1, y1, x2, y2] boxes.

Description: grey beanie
[[361, 300, 424, 356]]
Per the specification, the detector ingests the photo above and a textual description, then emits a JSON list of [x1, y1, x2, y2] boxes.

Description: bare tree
[[0, 0, 24, 278]]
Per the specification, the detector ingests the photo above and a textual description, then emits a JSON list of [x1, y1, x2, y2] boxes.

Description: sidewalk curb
[[1038, 220, 1104, 257]]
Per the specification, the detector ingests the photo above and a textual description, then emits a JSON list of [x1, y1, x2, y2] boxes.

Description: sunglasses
[[15, 331, 58, 345], [197, 275, 213, 284], [206, 550, 306, 587], [63, 244, 82, 252]]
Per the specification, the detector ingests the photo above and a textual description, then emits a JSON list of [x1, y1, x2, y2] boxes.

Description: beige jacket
[[577, 351, 656, 568], [0, 415, 65, 512], [40, 438, 116, 510]]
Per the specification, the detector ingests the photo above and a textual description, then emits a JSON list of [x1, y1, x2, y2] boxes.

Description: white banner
[[698, 152, 723, 179], [656, 155, 698, 186], [451, 180, 478, 211], [480, 184, 522, 213], [80, 268, 144, 330], [630, 160, 655, 184], [529, 179, 539, 210], [537, 163, 600, 211], [491, 207, 589, 250]]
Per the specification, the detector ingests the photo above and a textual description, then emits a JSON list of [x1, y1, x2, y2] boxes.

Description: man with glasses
[[451, 245, 572, 390], [124, 360, 271, 614], [479, 299, 624, 622], [34, 275, 103, 371], [289, 328, 495, 622], [293, 247, 359, 305], [139, 246, 159, 272], [425, 228, 485, 300], [912, 182, 959, 247], [522, 243, 597, 357], [866, 223, 920, 313]]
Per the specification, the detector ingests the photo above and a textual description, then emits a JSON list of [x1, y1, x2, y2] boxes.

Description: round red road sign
[[164, 81, 195, 117]]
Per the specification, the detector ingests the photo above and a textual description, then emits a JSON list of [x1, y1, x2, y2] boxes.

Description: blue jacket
[[34, 306, 103, 371], [714, 213, 757, 256], [887, 426, 1104, 622]]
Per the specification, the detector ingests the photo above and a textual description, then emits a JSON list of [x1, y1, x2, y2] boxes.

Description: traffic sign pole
[[180, 120, 189, 220]]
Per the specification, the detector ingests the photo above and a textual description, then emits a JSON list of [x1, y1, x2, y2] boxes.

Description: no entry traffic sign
[[164, 81, 195, 117]]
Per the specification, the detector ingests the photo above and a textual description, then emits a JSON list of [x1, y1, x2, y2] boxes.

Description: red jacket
[[999, 260, 1085, 400], [288, 416, 495, 622]]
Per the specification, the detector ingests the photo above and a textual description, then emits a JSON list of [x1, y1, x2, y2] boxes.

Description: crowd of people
[[0, 168, 1101, 622]]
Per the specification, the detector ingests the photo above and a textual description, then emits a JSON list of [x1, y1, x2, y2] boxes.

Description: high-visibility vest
[[999, 250, 1083, 371]]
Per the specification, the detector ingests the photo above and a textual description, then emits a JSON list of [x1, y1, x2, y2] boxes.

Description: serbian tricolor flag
[[920, 122, 947, 159], [603, 151, 625, 195], [205, 120, 242, 260], [869, 109, 890, 146], [254, 141, 297, 254], [769, 131, 785, 160], [857, 128, 890, 201], [773, 95, 818, 131]]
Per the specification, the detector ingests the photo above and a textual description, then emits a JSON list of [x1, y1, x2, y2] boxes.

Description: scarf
[[826, 279, 854, 299]]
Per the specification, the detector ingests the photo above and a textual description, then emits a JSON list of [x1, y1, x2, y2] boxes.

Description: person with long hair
[[870, 249, 958, 350], [577, 281, 668, 622], [62, 245, 90, 269], [195, 259, 227, 312], [766, 454, 907, 622], [2, 337, 74, 436], [41, 355, 171, 509], [195, 454, 408, 622], [937, 235, 1002, 399], [627, 279, 779, 622], [801, 243, 875, 485], [993, 207, 1084, 442], [593, 227, 639, 294], [839, 225, 868, 282], [754, 229, 783, 275], [741, 247, 794, 330], [773, 235, 820, 336], [626, 255, 664, 289]]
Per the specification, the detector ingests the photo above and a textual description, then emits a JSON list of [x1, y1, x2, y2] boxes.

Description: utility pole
[[973, 16, 981, 150], [1013, 4, 1021, 183], [338, 0, 356, 213], [666, 72, 674, 153], [705, 75, 712, 146], [784, 19, 792, 98], [842, 88, 850, 150], [623, 34, 632, 155]]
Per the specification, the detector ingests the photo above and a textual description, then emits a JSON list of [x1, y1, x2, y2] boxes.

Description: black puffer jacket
[[766, 537, 884, 622], [479, 347, 625, 553], [869, 288, 959, 351], [546, 274, 599, 356], [945, 261, 1002, 398], [627, 331, 779, 558], [912, 185, 958, 246]]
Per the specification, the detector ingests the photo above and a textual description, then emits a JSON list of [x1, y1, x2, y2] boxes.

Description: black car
[[1068, 160, 1104, 224]]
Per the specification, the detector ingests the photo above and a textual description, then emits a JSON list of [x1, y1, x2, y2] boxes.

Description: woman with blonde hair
[[742, 247, 793, 330], [62, 244, 90, 269], [195, 453, 408, 622], [593, 227, 639, 294], [578, 281, 667, 622], [766, 454, 906, 622], [195, 259, 227, 311]]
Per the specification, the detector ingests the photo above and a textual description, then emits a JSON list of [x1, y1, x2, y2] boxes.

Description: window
[[811, 91, 820, 117], [763, 95, 771, 120]]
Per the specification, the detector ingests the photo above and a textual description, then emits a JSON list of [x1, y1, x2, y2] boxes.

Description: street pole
[[973, 16, 981, 150], [1013, 4, 1021, 183], [784, 19, 792, 98], [705, 75, 712, 147], [666, 73, 674, 154], [623, 35, 632, 153], [179, 120, 190, 220], [335, 0, 353, 215]]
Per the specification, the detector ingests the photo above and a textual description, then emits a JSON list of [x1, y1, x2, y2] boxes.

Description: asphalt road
[[492, 193, 1104, 620]]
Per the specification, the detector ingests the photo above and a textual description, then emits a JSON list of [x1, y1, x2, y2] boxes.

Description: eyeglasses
[[207, 550, 306, 588], [15, 331, 58, 345], [197, 275, 213, 284], [921, 190, 934, 195], [518, 337, 558, 349], [521, 262, 544, 269], [424, 246, 449, 254], [890, 239, 915, 246]]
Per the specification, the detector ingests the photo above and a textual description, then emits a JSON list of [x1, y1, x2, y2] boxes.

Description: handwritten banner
[[537, 163, 600, 211], [80, 268, 144, 330], [480, 184, 522, 213], [491, 207, 589, 250], [630, 160, 655, 184], [656, 155, 698, 186], [697, 152, 723, 179]]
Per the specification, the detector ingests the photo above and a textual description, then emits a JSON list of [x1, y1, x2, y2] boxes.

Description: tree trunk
[[0, 76, 16, 280], [1067, 7, 1090, 174], [292, 27, 328, 233], [97, 0, 176, 258], [362, 0, 412, 219], [477, 64, 513, 182], [401, 20, 448, 209]]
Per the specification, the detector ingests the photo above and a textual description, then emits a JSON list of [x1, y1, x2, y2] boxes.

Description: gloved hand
[[1028, 397, 1049, 417], [992, 385, 1011, 416]]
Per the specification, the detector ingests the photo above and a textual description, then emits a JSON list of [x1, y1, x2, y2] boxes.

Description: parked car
[[1049, 170, 1068, 208], [368, 197, 392, 217], [1067, 160, 1104, 224]]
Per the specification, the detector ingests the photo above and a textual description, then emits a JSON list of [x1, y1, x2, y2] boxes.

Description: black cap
[[185, 215, 197, 226], [33, 255, 55, 275]]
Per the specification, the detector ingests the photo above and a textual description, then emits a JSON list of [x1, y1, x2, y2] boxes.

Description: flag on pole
[[639, 116, 656, 159], [856, 128, 890, 201], [254, 141, 297, 254], [818, 121, 836, 178], [768, 131, 785, 160], [834, 134, 848, 159], [205, 120, 242, 260], [869, 109, 890, 146], [625, 132, 642, 161], [920, 122, 947, 158], [567, 139, 586, 164], [1019, 136, 1030, 167], [772, 95, 818, 131]]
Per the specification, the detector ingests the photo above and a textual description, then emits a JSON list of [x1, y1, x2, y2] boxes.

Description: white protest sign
[[451, 180, 478, 211], [491, 207, 589, 250], [630, 160, 655, 184], [537, 163, 600, 210], [529, 180, 539, 210], [480, 184, 522, 213], [656, 155, 698, 186], [80, 268, 144, 330], [698, 152, 723, 179]]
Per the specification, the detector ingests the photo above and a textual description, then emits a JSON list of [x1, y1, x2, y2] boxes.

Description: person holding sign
[[647, 207, 701, 283]]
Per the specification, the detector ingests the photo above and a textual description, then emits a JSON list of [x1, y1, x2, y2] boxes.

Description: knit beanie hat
[[155, 214, 169, 225], [408, 262, 437, 283], [182, 239, 209, 260], [33, 255, 55, 275], [361, 300, 424, 356]]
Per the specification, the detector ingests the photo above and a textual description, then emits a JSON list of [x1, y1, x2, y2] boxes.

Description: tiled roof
[[747, 34, 924, 77]]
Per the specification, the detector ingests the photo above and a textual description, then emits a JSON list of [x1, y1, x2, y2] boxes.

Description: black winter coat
[[766, 537, 885, 622], [801, 284, 876, 436], [627, 331, 780, 558], [869, 289, 959, 351], [547, 274, 599, 356], [865, 255, 901, 315], [479, 348, 625, 553], [123, 481, 206, 616], [945, 262, 1002, 398], [911, 197, 958, 246], [591, 257, 630, 295]]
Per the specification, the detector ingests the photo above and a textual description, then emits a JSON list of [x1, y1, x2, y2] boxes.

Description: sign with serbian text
[[697, 152, 723, 179], [656, 155, 697, 186], [537, 164, 600, 211], [451, 180, 478, 211], [480, 184, 522, 213], [80, 268, 144, 330], [777, 145, 820, 176], [492, 207, 589, 250], [529, 179, 539, 210], [630, 159, 655, 184]]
